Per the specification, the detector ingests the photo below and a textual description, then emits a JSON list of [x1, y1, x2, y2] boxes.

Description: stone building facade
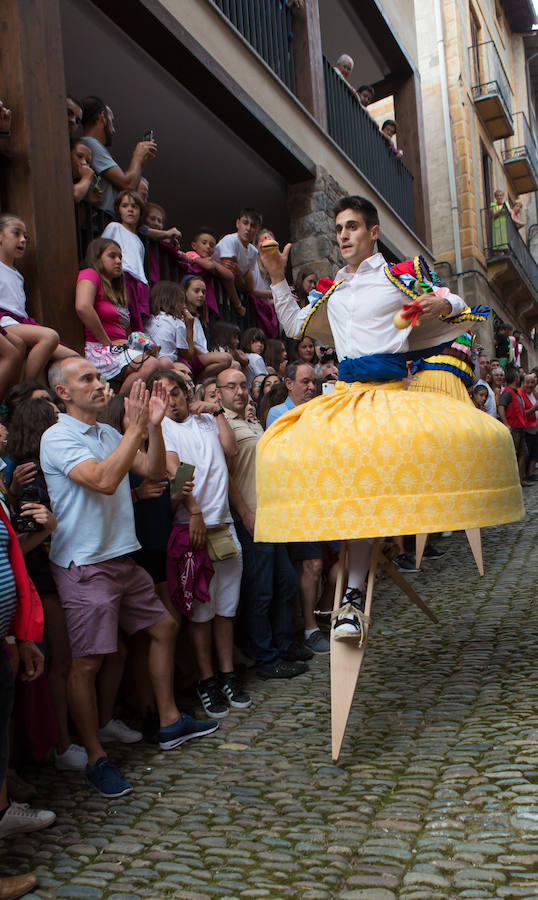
[[415, 0, 538, 367]]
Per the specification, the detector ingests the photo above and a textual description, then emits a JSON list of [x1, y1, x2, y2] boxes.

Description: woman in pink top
[[75, 238, 168, 389]]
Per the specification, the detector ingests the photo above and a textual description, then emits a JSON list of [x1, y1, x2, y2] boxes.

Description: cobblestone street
[[3, 488, 538, 899]]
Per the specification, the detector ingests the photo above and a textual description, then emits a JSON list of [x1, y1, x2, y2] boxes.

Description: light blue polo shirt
[[266, 395, 295, 428], [40, 413, 140, 568]]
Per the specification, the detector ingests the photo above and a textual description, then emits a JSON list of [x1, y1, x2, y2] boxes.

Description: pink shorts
[[50, 556, 169, 657]]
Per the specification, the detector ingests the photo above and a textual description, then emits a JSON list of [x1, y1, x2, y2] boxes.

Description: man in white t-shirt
[[152, 370, 251, 721], [213, 208, 272, 300]]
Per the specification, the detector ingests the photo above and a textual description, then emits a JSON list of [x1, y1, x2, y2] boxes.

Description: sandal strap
[[331, 602, 371, 627]]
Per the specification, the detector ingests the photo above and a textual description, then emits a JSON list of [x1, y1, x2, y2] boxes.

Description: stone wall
[[287, 165, 346, 281]]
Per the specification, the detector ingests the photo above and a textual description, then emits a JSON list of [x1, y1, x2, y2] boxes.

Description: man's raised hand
[[125, 379, 150, 432], [148, 379, 169, 427], [258, 242, 292, 286]]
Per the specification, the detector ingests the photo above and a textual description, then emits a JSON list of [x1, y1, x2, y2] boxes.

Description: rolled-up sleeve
[[445, 290, 466, 316], [271, 281, 310, 339]]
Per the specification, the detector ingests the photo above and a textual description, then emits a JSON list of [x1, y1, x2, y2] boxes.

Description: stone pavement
[[3, 487, 538, 899]]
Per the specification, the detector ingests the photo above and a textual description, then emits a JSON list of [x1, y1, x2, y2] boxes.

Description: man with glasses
[[217, 368, 310, 679]]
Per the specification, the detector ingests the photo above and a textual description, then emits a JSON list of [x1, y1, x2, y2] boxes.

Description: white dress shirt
[[271, 252, 466, 361]]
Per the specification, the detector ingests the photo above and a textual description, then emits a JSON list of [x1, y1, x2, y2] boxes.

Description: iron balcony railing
[[74, 201, 260, 332], [502, 111, 538, 186], [323, 56, 415, 230], [212, 0, 295, 93], [482, 204, 538, 299], [469, 40, 513, 134]]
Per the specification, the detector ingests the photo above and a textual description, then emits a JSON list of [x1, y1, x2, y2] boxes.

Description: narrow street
[[3, 488, 538, 900]]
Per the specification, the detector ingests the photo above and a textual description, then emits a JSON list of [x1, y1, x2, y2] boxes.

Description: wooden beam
[[415, 533, 428, 569], [291, 1, 327, 128], [0, 0, 82, 352], [378, 554, 439, 624], [465, 528, 484, 576], [394, 71, 432, 247]]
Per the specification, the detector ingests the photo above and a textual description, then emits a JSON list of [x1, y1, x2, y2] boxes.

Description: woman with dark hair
[[264, 338, 288, 377], [3, 382, 59, 505], [240, 326, 268, 386], [293, 268, 318, 308], [208, 322, 249, 370], [257, 380, 287, 429], [7, 397, 88, 772], [194, 377, 219, 403], [4, 381, 55, 422], [291, 335, 316, 366]]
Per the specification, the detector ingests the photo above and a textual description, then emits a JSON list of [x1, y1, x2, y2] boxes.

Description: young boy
[[187, 227, 245, 316], [213, 209, 273, 301]]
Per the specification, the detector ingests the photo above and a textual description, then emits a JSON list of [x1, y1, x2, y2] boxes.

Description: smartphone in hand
[[143, 129, 155, 142], [172, 461, 195, 494]]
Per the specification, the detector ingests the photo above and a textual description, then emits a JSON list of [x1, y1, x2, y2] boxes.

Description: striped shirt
[[0, 518, 16, 638]]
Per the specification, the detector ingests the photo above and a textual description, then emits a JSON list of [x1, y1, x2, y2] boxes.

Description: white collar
[[335, 252, 386, 281]]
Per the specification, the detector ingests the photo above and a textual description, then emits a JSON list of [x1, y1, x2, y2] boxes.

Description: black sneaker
[[422, 544, 445, 560], [218, 672, 252, 709], [393, 553, 422, 573], [256, 660, 308, 680], [333, 588, 367, 642], [196, 676, 229, 719], [281, 643, 314, 662]]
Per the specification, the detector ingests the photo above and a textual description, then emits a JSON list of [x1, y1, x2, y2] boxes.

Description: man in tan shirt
[[216, 368, 310, 679]]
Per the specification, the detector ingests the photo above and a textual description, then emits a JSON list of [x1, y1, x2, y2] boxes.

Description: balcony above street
[[470, 41, 514, 140], [502, 111, 538, 194], [482, 205, 538, 330], [323, 58, 415, 231]]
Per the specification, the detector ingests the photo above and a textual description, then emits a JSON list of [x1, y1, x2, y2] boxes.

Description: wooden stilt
[[415, 533, 428, 568], [465, 528, 484, 576], [330, 539, 381, 761], [378, 553, 439, 623]]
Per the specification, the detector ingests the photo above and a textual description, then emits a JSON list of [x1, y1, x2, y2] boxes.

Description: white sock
[[304, 627, 318, 639], [346, 539, 373, 592]]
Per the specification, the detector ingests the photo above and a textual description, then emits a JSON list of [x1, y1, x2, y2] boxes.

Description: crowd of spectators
[[474, 329, 538, 487], [333, 55, 403, 158], [0, 90, 535, 899]]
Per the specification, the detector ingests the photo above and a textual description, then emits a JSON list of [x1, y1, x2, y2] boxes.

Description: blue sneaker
[[86, 757, 133, 798], [158, 714, 219, 750]]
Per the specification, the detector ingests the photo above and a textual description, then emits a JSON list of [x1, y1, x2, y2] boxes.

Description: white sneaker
[[0, 802, 56, 838], [98, 719, 142, 744], [54, 743, 88, 771]]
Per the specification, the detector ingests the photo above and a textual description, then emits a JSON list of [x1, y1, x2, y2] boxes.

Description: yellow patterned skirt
[[255, 379, 524, 542]]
